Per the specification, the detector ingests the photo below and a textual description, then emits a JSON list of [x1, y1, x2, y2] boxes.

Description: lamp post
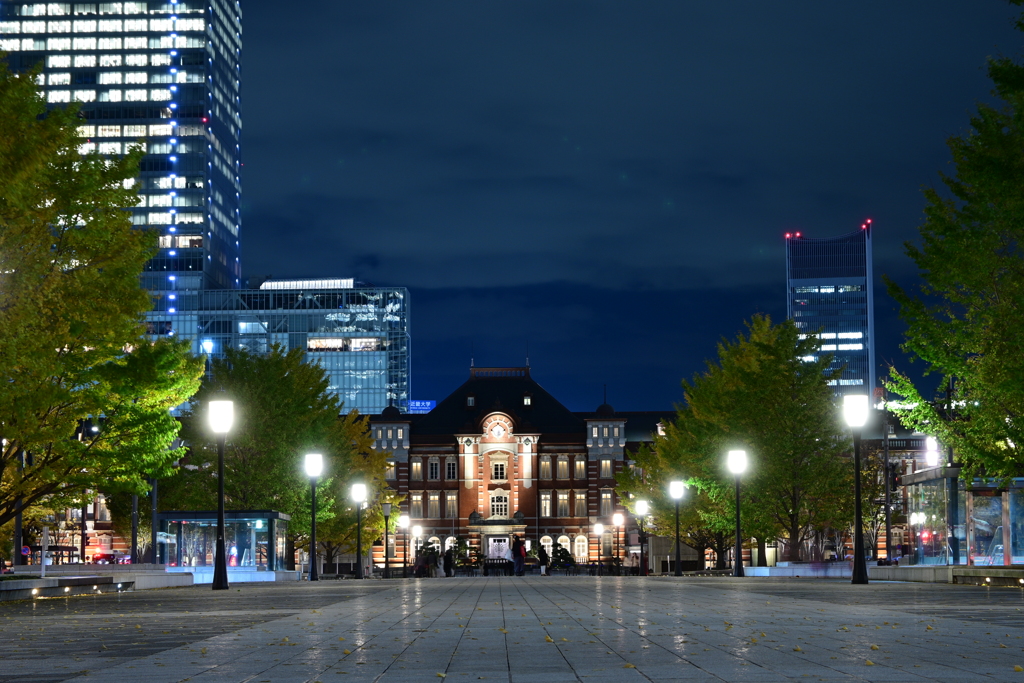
[[208, 399, 233, 591], [669, 481, 685, 576], [727, 450, 747, 577], [352, 483, 367, 579], [398, 514, 410, 577], [844, 394, 870, 585], [305, 453, 323, 581], [594, 522, 604, 574], [635, 500, 649, 576], [612, 512, 624, 574], [382, 503, 392, 579]]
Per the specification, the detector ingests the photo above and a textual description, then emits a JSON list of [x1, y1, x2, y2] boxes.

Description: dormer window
[[466, 395, 475, 407], [397, 428, 404, 439], [523, 394, 532, 406], [613, 426, 619, 438], [387, 428, 393, 439]]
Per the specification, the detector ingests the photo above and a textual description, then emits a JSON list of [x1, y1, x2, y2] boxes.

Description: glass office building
[[785, 222, 875, 395], [147, 279, 411, 415], [1, 0, 243, 291]]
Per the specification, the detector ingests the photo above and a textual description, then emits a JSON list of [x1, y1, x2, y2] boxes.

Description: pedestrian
[[444, 547, 454, 578], [511, 535, 526, 577], [538, 545, 549, 576]]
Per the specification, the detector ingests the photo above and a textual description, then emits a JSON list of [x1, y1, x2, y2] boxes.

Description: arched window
[[574, 535, 588, 560], [540, 535, 553, 557], [445, 536, 457, 551], [428, 536, 441, 552], [557, 535, 571, 552]]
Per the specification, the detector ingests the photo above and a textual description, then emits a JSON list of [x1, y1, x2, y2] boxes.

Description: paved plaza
[[4, 577, 1024, 682]]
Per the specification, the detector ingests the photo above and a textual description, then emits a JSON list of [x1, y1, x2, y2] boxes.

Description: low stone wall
[[10, 564, 194, 591], [0, 575, 134, 601], [166, 566, 300, 583]]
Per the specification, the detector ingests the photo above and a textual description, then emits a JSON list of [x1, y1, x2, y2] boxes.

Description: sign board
[[21, 546, 29, 556], [408, 400, 436, 414]]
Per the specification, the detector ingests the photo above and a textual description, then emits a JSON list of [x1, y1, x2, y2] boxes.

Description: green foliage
[[885, 4, 1024, 478], [643, 315, 853, 561], [169, 346, 386, 552], [0, 61, 204, 526]]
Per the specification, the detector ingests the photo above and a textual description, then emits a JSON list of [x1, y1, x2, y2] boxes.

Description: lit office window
[[97, 141, 120, 153], [575, 458, 586, 479], [600, 489, 612, 517], [73, 19, 95, 31], [539, 456, 551, 479], [540, 491, 551, 517], [600, 459, 611, 479], [97, 37, 120, 49], [490, 493, 508, 518], [124, 54, 145, 66], [574, 492, 587, 517], [77, 125, 95, 137], [100, 53, 122, 66], [149, 124, 173, 135], [124, 18, 145, 30], [97, 125, 120, 136], [73, 54, 95, 66], [124, 36, 145, 48], [557, 491, 569, 517], [445, 491, 457, 519], [48, 20, 71, 32], [410, 459, 422, 481], [47, 55, 71, 67], [47, 37, 71, 49], [48, 90, 71, 102], [98, 72, 122, 84], [100, 89, 122, 102], [124, 89, 146, 101], [72, 36, 96, 49], [384, 461, 395, 480], [556, 456, 568, 480], [428, 492, 440, 519], [97, 19, 120, 30], [410, 494, 422, 519], [48, 72, 71, 85]]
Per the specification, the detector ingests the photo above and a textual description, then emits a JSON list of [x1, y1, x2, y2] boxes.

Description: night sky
[[238, 1, 1020, 412]]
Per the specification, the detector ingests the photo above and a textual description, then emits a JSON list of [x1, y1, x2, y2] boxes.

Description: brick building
[[369, 366, 671, 569]]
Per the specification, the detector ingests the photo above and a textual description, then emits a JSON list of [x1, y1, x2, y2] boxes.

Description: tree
[[170, 346, 385, 568], [0, 62, 204, 526], [653, 315, 853, 562], [885, 2, 1024, 479]]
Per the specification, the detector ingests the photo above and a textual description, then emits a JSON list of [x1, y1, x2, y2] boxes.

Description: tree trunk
[[757, 537, 768, 566], [786, 523, 801, 562], [714, 532, 727, 569]]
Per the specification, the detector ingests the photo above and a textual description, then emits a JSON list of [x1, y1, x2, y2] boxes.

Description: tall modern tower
[[785, 221, 875, 396], [1, 0, 243, 293]]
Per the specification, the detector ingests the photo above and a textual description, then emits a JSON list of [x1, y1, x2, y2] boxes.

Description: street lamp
[[382, 503, 392, 579], [612, 512, 624, 573], [669, 480, 685, 576], [594, 522, 604, 573], [351, 483, 367, 579], [925, 436, 940, 468], [844, 393, 870, 585], [398, 514, 410, 577], [635, 500, 649, 576], [304, 453, 323, 582], [727, 450, 747, 577], [208, 399, 233, 591]]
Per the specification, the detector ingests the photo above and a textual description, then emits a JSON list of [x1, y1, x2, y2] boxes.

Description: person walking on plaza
[[511, 535, 526, 576], [443, 547, 454, 578], [538, 545, 549, 576]]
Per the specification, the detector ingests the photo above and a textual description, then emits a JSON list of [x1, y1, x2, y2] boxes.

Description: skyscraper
[[1, 0, 242, 292], [785, 221, 875, 396]]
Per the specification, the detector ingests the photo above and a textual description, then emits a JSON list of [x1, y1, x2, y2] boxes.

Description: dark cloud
[[239, 0, 1020, 407]]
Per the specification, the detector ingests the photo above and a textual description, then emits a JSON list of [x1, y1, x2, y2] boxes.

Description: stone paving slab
[[4, 577, 1024, 682]]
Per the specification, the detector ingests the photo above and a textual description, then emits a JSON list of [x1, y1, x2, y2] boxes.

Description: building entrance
[[488, 536, 509, 559]]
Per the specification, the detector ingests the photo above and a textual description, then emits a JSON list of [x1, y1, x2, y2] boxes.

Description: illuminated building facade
[[1, 0, 243, 291], [785, 222, 875, 395], [146, 279, 411, 415], [369, 366, 683, 572]]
